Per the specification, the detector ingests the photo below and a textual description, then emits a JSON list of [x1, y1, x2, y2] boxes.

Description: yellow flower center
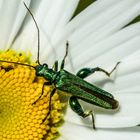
[[0, 50, 65, 140]]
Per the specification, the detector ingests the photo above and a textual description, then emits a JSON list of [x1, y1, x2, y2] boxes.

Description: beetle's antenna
[[23, 2, 41, 65], [0, 60, 35, 69]]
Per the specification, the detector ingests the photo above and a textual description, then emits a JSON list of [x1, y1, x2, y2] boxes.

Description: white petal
[[59, 122, 140, 140], [0, 0, 31, 49], [69, 0, 140, 47], [40, 0, 79, 38], [12, 0, 79, 66], [67, 23, 140, 71]]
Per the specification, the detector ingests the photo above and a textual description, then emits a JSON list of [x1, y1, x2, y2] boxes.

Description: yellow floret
[[0, 50, 65, 140]]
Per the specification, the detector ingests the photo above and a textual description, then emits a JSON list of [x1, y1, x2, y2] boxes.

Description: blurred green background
[[72, 0, 96, 18]]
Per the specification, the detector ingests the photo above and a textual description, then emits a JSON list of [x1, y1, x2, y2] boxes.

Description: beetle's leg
[[42, 88, 56, 122], [52, 60, 58, 71], [69, 96, 95, 129], [60, 41, 69, 69], [32, 81, 52, 104], [76, 62, 120, 79]]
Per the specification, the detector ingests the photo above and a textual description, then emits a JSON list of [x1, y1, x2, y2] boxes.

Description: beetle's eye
[[35, 65, 43, 71], [43, 63, 48, 68]]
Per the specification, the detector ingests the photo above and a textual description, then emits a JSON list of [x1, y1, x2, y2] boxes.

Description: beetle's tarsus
[[83, 111, 96, 130], [108, 61, 120, 76]]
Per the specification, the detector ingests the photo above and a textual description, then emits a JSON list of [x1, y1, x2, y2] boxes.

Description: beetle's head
[[35, 64, 55, 81], [35, 64, 48, 76]]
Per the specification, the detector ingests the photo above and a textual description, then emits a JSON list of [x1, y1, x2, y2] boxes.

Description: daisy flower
[[0, 0, 140, 140]]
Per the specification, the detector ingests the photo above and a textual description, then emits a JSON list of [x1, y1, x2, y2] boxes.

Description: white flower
[[0, 0, 140, 139]]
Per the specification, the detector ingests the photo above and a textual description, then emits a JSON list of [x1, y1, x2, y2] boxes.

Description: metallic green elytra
[[55, 69, 119, 109], [0, 2, 120, 129]]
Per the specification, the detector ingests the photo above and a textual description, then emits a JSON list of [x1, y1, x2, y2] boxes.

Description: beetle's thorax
[[44, 68, 57, 82]]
